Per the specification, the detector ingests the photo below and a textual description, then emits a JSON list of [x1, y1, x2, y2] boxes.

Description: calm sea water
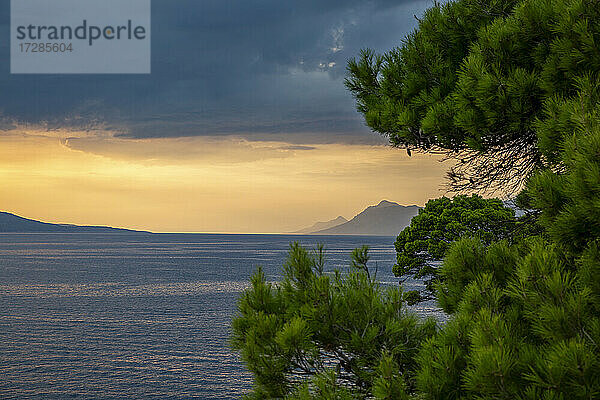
[[0, 233, 441, 399]]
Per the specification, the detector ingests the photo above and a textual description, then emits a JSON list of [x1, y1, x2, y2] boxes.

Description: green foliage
[[234, 0, 600, 398], [286, 370, 355, 400], [436, 238, 518, 313], [416, 237, 600, 399], [345, 0, 520, 151], [232, 243, 436, 399], [528, 94, 600, 255], [416, 101, 600, 398], [346, 0, 600, 192], [393, 194, 515, 303]]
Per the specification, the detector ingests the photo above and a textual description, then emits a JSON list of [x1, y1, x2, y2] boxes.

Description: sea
[[0, 233, 443, 399]]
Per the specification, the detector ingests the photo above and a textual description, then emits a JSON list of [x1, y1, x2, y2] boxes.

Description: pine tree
[[416, 91, 600, 400], [233, 0, 600, 398], [231, 243, 436, 399], [346, 0, 600, 193], [393, 194, 516, 304]]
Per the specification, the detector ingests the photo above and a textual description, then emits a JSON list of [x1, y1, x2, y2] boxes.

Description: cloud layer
[[0, 0, 429, 143], [0, 130, 448, 232], [0, 1, 450, 233]]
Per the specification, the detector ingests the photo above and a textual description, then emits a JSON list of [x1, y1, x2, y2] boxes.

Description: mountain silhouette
[[304, 200, 421, 236], [293, 216, 348, 234]]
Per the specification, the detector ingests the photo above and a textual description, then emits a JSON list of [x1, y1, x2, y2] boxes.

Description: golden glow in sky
[[0, 127, 448, 233]]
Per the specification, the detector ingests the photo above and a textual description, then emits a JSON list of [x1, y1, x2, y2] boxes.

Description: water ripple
[[0, 233, 443, 399]]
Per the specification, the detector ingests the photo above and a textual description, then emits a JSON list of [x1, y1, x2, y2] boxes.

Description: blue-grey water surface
[[0, 233, 441, 399]]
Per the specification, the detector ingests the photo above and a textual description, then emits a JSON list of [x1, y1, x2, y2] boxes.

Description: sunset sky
[[0, 0, 448, 233]]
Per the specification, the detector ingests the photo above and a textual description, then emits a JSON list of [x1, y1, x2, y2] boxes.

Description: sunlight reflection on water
[[0, 233, 443, 399]]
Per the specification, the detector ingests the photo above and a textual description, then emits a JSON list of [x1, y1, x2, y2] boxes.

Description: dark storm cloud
[[0, 0, 429, 144]]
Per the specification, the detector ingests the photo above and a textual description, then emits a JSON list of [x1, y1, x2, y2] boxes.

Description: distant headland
[[0, 212, 149, 234]]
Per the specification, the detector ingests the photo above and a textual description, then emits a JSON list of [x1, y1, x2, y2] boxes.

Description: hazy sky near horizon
[[0, 0, 450, 233]]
